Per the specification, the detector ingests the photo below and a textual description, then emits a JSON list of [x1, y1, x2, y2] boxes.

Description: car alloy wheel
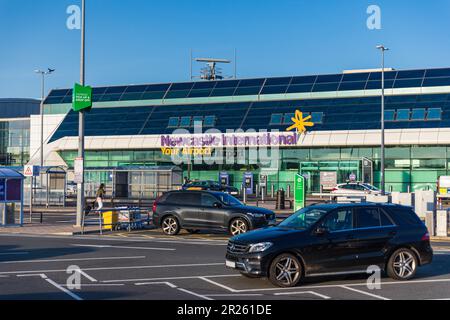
[[269, 254, 302, 287], [162, 216, 180, 236], [230, 218, 248, 235], [393, 251, 416, 279], [387, 248, 418, 280]]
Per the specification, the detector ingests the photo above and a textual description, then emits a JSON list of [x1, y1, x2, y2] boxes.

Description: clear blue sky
[[1, 0, 449, 98]]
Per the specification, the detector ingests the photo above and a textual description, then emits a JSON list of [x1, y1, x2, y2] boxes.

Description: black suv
[[226, 203, 433, 287], [182, 180, 239, 195], [152, 190, 276, 236]]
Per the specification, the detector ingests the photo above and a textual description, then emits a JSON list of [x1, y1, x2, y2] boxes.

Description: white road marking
[[17, 273, 83, 301], [0, 262, 226, 276], [71, 244, 176, 251], [274, 291, 331, 299], [178, 288, 214, 300], [135, 282, 178, 288], [0, 256, 146, 264], [43, 275, 83, 301], [340, 286, 390, 300], [206, 294, 263, 297], [428, 298, 450, 300], [199, 276, 238, 292], [76, 269, 97, 282], [104, 274, 240, 283], [59, 284, 125, 287], [0, 233, 228, 245]]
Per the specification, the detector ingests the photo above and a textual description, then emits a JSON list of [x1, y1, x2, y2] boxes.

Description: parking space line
[[199, 276, 238, 292], [0, 262, 226, 276], [103, 274, 240, 283], [43, 275, 83, 301], [76, 269, 97, 282], [178, 288, 214, 301], [206, 294, 264, 297], [71, 244, 176, 251], [0, 256, 146, 264], [135, 282, 178, 288], [274, 291, 331, 299], [17, 273, 82, 301], [339, 286, 390, 300]]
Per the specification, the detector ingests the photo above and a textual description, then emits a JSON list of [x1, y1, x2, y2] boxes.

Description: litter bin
[[103, 211, 118, 231], [276, 189, 286, 210]]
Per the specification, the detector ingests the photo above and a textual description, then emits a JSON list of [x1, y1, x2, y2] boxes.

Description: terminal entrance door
[[300, 160, 361, 193]]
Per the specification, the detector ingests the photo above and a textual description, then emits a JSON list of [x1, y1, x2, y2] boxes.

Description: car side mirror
[[315, 227, 329, 236], [213, 202, 222, 208]]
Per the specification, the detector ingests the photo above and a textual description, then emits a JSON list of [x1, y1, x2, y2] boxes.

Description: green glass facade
[[59, 145, 450, 194], [0, 119, 30, 166]]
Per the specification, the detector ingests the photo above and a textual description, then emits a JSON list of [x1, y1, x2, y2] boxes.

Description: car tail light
[[421, 232, 430, 241], [332, 187, 338, 192], [152, 196, 162, 214]]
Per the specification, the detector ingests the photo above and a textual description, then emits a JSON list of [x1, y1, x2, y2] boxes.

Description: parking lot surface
[[0, 233, 450, 300]]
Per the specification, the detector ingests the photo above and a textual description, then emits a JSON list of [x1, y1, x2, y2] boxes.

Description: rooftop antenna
[[191, 57, 234, 81]]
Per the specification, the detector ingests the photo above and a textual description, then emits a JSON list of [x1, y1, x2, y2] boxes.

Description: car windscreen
[[363, 184, 379, 191], [278, 207, 330, 230], [216, 193, 243, 206]]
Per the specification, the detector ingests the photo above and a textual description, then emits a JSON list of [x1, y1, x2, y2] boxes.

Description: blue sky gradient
[[1, 0, 450, 98]]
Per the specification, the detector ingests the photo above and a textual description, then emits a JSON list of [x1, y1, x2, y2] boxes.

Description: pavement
[[0, 232, 450, 300]]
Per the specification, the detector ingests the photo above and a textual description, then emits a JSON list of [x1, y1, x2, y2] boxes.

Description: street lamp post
[[34, 68, 55, 168], [76, 0, 86, 227], [376, 45, 389, 195]]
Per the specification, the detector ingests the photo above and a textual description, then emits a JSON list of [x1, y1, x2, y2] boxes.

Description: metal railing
[[81, 207, 151, 235]]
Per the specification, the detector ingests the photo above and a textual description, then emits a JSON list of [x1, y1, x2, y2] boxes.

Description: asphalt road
[[0, 233, 450, 300]]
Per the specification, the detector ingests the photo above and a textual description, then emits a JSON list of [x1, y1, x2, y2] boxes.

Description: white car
[[331, 183, 384, 195]]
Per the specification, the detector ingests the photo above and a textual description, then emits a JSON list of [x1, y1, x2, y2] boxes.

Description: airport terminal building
[[33, 67, 450, 194]]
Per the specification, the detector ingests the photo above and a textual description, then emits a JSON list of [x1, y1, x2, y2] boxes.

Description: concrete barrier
[[391, 192, 415, 207], [415, 191, 436, 220], [365, 195, 390, 203], [436, 210, 449, 237]]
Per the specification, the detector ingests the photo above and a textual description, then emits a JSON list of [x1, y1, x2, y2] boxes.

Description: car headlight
[[247, 212, 265, 218], [248, 242, 273, 253]]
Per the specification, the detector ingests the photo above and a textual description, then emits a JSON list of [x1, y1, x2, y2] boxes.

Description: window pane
[[167, 117, 179, 128], [204, 116, 216, 127], [283, 113, 294, 124], [356, 208, 381, 228], [427, 108, 442, 120], [311, 112, 323, 124], [396, 109, 410, 121], [180, 117, 191, 127], [270, 114, 283, 125], [385, 110, 395, 121], [411, 108, 426, 121], [322, 209, 353, 231]]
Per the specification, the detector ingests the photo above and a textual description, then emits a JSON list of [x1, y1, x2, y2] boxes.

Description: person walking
[[95, 183, 106, 211]]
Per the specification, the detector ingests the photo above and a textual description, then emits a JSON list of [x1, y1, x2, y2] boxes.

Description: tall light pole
[[376, 45, 389, 195], [76, 0, 86, 227], [34, 68, 55, 168]]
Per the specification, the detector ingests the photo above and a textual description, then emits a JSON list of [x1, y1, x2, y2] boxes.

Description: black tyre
[[161, 216, 180, 236], [269, 253, 303, 288], [229, 218, 249, 236], [186, 229, 200, 234], [387, 248, 418, 281]]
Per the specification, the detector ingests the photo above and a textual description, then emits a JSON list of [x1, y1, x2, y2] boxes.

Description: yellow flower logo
[[286, 110, 314, 133]]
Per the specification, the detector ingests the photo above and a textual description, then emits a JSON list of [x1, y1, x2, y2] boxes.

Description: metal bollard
[[243, 187, 247, 204], [271, 185, 275, 198], [287, 185, 291, 199], [407, 185, 411, 193], [256, 184, 260, 199], [261, 187, 265, 203]]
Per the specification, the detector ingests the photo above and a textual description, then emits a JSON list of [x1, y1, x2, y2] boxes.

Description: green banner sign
[[72, 83, 92, 112], [294, 174, 306, 211]]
